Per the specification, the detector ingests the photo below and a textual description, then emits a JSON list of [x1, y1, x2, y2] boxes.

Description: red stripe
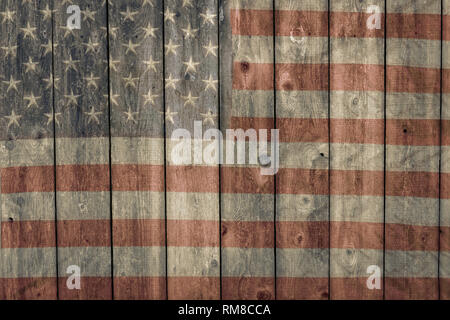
[[222, 167, 274, 194], [222, 221, 274, 248], [57, 220, 110, 247], [59, 277, 112, 300], [386, 224, 439, 251], [277, 64, 328, 91], [444, 15, 450, 41], [331, 170, 384, 196], [277, 168, 328, 195], [330, 12, 384, 38], [222, 277, 274, 300], [442, 173, 450, 199], [276, 10, 328, 37], [444, 69, 450, 93], [1, 166, 54, 194], [0, 278, 57, 300], [387, 66, 440, 93], [112, 219, 164, 247], [442, 120, 450, 146], [330, 221, 383, 250], [331, 64, 384, 92], [56, 164, 109, 192], [387, 13, 441, 40], [1, 221, 55, 248], [276, 278, 329, 300], [441, 278, 450, 300], [331, 278, 383, 300], [276, 221, 328, 249], [168, 277, 220, 300], [442, 226, 450, 251], [167, 166, 219, 193], [231, 9, 272, 36], [167, 220, 219, 247], [386, 119, 440, 146], [385, 278, 438, 300], [386, 171, 439, 198], [114, 277, 166, 300], [233, 62, 273, 91], [111, 164, 164, 192]]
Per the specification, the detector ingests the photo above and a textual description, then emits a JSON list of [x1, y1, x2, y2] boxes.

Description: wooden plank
[[275, 0, 329, 300], [164, 0, 220, 299], [385, 0, 441, 300], [0, 0, 57, 299], [441, 0, 450, 301], [220, 0, 275, 300], [329, 0, 385, 300], [107, 0, 166, 300], [53, 0, 112, 299]]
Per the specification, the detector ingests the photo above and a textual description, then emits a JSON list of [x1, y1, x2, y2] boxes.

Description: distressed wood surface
[[53, 0, 112, 299], [330, 0, 385, 300], [0, 0, 448, 301], [108, 0, 166, 300], [0, 0, 57, 299]]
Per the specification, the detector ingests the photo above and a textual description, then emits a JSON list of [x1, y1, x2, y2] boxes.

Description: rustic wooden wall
[[0, 0, 448, 300]]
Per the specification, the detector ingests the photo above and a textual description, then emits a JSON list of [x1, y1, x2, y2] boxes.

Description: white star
[[1, 45, 17, 58], [200, 11, 216, 25], [83, 37, 99, 54], [108, 56, 120, 72], [0, 8, 15, 23], [41, 39, 56, 56], [182, 0, 193, 8], [4, 110, 22, 129], [65, 90, 80, 106], [44, 112, 62, 127], [203, 40, 218, 57], [2, 75, 21, 93], [120, 6, 139, 22], [183, 56, 200, 75], [43, 74, 60, 90], [103, 91, 120, 106], [165, 74, 179, 89], [182, 91, 199, 107], [85, 106, 103, 124], [163, 107, 177, 125], [84, 73, 100, 89], [61, 0, 74, 5], [165, 39, 180, 56], [142, 0, 154, 7], [142, 23, 159, 38], [81, 8, 96, 22], [200, 109, 218, 126], [143, 56, 160, 73], [63, 55, 79, 72], [23, 57, 38, 73], [40, 5, 55, 21], [164, 7, 176, 24], [21, 22, 37, 40], [124, 107, 139, 124], [122, 39, 140, 54], [142, 89, 159, 106], [203, 74, 218, 92], [181, 23, 198, 39], [24, 93, 41, 108], [60, 26, 76, 38], [123, 73, 139, 88]]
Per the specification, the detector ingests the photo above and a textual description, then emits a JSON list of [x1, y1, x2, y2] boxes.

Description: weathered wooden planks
[[330, 0, 385, 299], [275, 0, 329, 300], [0, 0, 57, 299], [385, 0, 441, 300], [441, 0, 450, 300], [107, 0, 166, 300], [53, 0, 112, 299], [164, 0, 220, 299], [220, 0, 275, 300]]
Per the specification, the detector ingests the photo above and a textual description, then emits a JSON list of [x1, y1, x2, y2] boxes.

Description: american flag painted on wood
[[0, 0, 449, 300]]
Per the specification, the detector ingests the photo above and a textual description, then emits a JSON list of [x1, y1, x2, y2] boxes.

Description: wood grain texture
[[221, 0, 275, 300], [275, 0, 329, 300], [330, 0, 385, 300], [0, 0, 57, 299], [385, 0, 440, 300], [164, 0, 220, 300], [53, 0, 112, 300], [107, 0, 166, 300]]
